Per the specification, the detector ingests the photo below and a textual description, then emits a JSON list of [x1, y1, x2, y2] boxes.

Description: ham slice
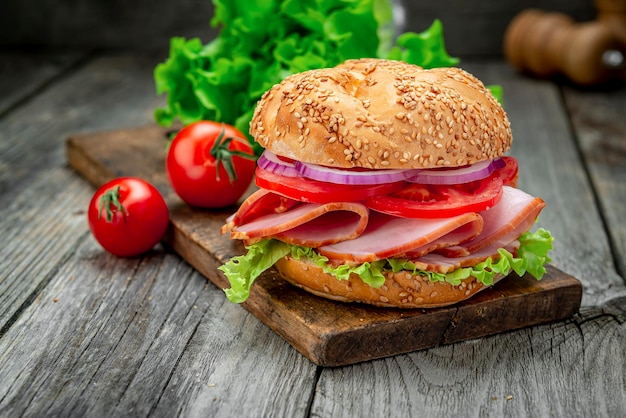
[[230, 201, 370, 247], [221, 189, 300, 234], [437, 186, 544, 258], [224, 184, 544, 268], [317, 211, 483, 263], [411, 240, 520, 274], [403, 221, 484, 258]]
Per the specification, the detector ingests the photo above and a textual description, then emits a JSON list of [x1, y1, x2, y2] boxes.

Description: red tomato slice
[[495, 156, 519, 187], [255, 167, 405, 203], [366, 176, 504, 218]]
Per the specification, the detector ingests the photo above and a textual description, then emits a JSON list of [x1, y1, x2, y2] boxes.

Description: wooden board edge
[[442, 266, 583, 345], [313, 269, 583, 366], [66, 136, 116, 188]]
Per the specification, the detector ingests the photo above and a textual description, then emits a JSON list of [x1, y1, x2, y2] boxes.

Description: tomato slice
[[495, 156, 519, 187], [366, 176, 504, 218], [255, 167, 405, 203]]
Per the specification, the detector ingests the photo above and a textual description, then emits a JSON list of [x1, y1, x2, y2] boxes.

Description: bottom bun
[[274, 256, 505, 308]]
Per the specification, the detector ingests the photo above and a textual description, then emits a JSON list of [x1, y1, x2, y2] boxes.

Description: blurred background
[[0, 0, 596, 58]]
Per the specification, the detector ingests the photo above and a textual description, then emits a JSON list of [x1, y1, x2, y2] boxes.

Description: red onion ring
[[257, 151, 300, 177], [294, 161, 411, 185], [406, 159, 496, 185], [492, 157, 505, 169], [260, 149, 504, 186]]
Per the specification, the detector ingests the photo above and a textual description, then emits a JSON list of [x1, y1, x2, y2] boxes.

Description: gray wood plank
[[0, 236, 317, 417], [562, 85, 626, 280], [0, 51, 317, 416], [0, 167, 92, 331], [0, 52, 166, 209], [311, 305, 625, 417], [0, 50, 88, 116], [0, 51, 166, 328]]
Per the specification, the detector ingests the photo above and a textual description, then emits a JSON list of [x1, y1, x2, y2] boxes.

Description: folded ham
[[317, 212, 483, 263], [224, 185, 544, 271], [230, 201, 370, 247], [436, 186, 544, 258], [411, 240, 520, 274], [222, 189, 300, 233]]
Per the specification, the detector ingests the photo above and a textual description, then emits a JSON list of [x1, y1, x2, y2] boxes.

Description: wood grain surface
[[0, 50, 624, 417]]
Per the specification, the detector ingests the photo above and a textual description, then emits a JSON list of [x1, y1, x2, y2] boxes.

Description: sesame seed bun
[[250, 58, 512, 169], [275, 256, 505, 308]]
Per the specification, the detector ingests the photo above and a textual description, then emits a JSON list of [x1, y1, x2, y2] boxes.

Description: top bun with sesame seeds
[[250, 58, 512, 169]]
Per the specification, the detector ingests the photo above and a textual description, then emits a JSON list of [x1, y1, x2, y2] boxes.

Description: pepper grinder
[[503, 0, 626, 85]]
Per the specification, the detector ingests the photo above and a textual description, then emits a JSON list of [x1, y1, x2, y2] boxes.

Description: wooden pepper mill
[[503, 0, 626, 85]]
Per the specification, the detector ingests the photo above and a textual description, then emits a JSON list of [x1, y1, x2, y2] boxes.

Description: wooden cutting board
[[66, 124, 583, 367]]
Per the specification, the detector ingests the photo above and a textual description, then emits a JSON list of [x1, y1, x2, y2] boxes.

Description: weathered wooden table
[[1, 49, 624, 417]]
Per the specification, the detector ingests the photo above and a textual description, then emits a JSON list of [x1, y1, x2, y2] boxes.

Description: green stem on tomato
[[98, 185, 127, 222], [210, 124, 256, 183]]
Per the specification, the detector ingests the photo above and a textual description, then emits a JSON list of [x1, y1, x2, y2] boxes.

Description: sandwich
[[219, 58, 553, 308]]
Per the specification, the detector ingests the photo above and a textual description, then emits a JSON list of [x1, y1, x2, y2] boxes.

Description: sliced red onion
[[260, 150, 503, 186], [257, 150, 300, 177], [294, 160, 411, 185], [406, 159, 496, 185], [492, 157, 505, 169]]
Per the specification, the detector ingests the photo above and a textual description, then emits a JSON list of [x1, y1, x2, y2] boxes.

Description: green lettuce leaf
[[153, 0, 459, 151], [218, 239, 290, 303], [385, 19, 459, 68], [487, 84, 504, 105], [220, 228, 554, 303]]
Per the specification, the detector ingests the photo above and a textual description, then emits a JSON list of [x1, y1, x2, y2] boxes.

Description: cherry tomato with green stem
[[87, 177, 169, 257], [166, 121, 256, 208]]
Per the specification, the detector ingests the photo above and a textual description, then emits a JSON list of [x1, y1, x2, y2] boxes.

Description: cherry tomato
[[166, 121, 256, 208], [366, 176, 504, 218], [255, 166, 406, 203], [88, 177, 169, 257]]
